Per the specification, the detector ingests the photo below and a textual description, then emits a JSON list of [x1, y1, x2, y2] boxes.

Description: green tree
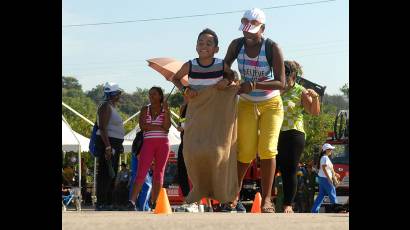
[[168, 91, 184, 108], [86, 84, 104, 104], [301, 104, 337, 163], [62, 76, 82, 90], [340, 83, 349, 97]]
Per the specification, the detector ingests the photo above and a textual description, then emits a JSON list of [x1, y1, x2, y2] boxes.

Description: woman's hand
[[105, 147, 112, 160], [237, 81, 253, 94], [177, 126, 184, 132], [307, 89, 319, 99], [335, 173, 341, 179]]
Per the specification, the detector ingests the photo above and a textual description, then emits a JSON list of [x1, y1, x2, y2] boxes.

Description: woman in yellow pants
[[224, 8, 285, 212]]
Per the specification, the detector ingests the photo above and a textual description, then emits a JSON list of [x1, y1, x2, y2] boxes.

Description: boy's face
[[196, 34, 219, 59]]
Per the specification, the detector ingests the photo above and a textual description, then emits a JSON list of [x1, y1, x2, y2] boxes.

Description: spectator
[[62, 164, 74, 186], [303, 161, 318, 212], [311, 143, 340, 213], [95, 82, 125, 211], [128, 87, 171, 211]]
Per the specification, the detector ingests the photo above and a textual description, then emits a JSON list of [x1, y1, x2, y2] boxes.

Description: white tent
[[123, 125, 181, 154], [62, 116, 87, 211], [62, 120, 90, 152]]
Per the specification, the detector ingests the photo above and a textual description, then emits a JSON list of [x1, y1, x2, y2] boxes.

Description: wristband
[[105, 146, 112, 150]]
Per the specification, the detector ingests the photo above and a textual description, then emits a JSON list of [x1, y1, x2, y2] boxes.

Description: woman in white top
[[311, 143, 340, 213], [95, 82, 125, 211]]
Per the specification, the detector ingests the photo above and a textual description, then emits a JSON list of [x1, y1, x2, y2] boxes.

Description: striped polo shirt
[[143, 105, 168, 139], [237, 38, 280, 102], [188, 58, 224, 91]]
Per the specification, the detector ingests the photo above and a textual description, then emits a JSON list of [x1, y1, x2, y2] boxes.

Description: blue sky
[[62, 0, 348, 95]]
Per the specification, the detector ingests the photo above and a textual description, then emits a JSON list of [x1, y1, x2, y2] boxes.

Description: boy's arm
[[171, 62, 190, 91]]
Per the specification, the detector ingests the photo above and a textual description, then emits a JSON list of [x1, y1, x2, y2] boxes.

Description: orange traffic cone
[[251, 192, 262, 213], [154, 188, 172, 214]]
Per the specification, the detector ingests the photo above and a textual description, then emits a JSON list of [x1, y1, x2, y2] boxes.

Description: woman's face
[[149, 89, 162, 104], [242, 19, 264, 47], [110, 91, 121, 103], [326, 149, 333, 156]]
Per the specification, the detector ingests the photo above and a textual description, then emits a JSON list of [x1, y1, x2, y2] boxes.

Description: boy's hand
[[215, 79, 229, 90], [186, 88, 198, 99]]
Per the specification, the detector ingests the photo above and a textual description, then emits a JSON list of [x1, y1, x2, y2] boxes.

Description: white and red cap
[[238, 8, 266, 34], [322, 143, 336, 152]]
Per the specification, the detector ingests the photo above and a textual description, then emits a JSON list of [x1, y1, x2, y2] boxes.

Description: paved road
[[62, 211, 349, 230]]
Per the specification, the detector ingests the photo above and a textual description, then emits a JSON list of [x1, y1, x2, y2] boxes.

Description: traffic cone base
[[154, 188, 172, 214], [251, 192, 262, 213]]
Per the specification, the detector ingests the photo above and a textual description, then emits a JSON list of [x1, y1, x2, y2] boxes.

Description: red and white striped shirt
[[143, 105, 168, 139]]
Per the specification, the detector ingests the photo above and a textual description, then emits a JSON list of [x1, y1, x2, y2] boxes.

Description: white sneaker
[[185, 203, 199, 213]]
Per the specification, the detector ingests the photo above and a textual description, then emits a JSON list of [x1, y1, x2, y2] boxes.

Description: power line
[[63, 0, 337, 28]]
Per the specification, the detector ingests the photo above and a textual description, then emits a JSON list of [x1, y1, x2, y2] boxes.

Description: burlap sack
[[183, 86, 239, 203]]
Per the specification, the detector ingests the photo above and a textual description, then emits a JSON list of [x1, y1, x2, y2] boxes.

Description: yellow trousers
[[237, 95, 284, 163]]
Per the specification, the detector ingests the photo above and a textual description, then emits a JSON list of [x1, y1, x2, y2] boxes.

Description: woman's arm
[[224, 39, 241, 68], [321, 164, 333, 184], [301, 89, 320, 115], [98, 102, 112, 149]]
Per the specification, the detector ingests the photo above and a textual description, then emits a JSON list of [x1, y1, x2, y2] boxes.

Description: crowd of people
[[63, 8, 347, 214]]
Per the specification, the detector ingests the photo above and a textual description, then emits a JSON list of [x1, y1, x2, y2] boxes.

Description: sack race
[[183, 86, 239, 203]]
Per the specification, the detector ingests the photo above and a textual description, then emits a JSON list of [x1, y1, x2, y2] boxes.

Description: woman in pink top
[[128, 87, 171, 210]]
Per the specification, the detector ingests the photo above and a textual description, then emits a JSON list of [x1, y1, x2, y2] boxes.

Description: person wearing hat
[[95, 82, 125, 211], [311, 143, 340, 213], [224, 8, 286, 213], [275, 60, 321, 213]]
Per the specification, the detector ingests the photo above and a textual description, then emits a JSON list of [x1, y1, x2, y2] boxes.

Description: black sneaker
[[126, 201, 137, 211], [220, 203, 237, 213], [236, 202, 246, 213]]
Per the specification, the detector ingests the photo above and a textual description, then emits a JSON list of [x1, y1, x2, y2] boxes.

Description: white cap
[[322, 143, 335, 152], [104, 82, 121, 93], [238, 8, 266, 34]]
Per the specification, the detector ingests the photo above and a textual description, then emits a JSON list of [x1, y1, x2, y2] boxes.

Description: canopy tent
[[62, 116, 86, 211], [123, 124, 181, 154], [62, 120, 90, 152]]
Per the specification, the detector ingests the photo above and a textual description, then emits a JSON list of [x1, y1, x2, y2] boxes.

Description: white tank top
[[96, 104, 125, 139], [237, 38, 280, 102]]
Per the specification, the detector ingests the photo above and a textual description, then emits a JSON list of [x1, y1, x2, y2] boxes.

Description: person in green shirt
[[276, 60, 321, 213]]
